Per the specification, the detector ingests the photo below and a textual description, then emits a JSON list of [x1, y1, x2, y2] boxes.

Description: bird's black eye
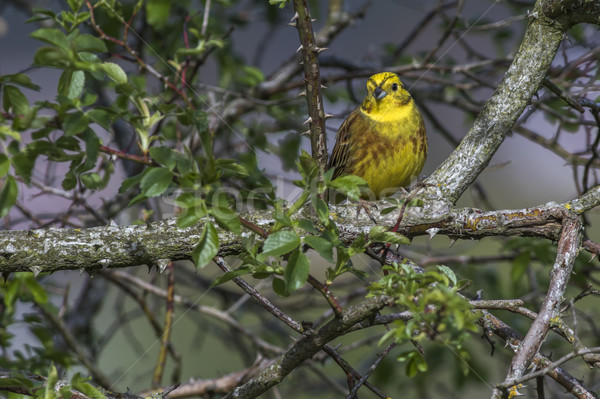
[[392, 83, 399, 91]]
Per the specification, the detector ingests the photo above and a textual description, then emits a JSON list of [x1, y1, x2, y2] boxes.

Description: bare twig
[[36, 304, 112, 389], [152, 262, 176, 388]]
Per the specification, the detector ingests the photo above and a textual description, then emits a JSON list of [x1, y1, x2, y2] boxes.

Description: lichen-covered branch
[[1, 189, 598, 275], [499, 213, 582, 392]]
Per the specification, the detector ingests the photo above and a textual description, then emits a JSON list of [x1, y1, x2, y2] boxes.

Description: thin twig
[[152, 261, 176, 388], [345, 342, 396, 399]]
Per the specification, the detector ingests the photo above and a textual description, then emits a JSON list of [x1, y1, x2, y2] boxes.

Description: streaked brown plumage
[[328, 72, 427, 199]]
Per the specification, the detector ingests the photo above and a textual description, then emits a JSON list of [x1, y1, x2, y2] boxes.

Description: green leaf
[[295, 219, 319, 234], [68, 0, 83, 11], [192, 222, 219, 269], [435, 265, 457, 286], [86, 109, 111, 130], [146, 0, 170, 28], [100, 62, 127, 85], [211, 206, 241, 234], [24, 277, 48, 304], [284, 249, 310, 294], [0, 373, 34, 389], [399, 351, 428, 377], [238, 65, 265, 87], [215, 159, 249, 178], [118, 171, 144, 194], [0, 125, 22, 141], [45, 365, 59, 399], [269, 0, 289, 8], [303, 235, 334, 263], [4, 278, 20, 308], [297, 150, 318, 184], [511, 251, 530, 282], [2, 85, 29, 115], [33, 47, 70, 68], [70, 373, 106, 399], [260, 230, 301, 258], [81, 128, 100, 170], [56, 136, 80, 151], [0, 154, 10, 178], [313, 197, 330, 225], [329, 175, 368, 201], [80, 172, 103, 189], [149, 146, 177, 170], [62, 169, 77, 190], [72, 34, 107, 53], [12, 152, 35, 183], [368, 225, 410, 245], [140, 167, 173, 197], [210, 265, 251, 287], [58, 70, 85, 99], [63, 111, 89, 136], [0, 176, 18, 218], [272, 277, 287, 296], [0, 73, 41, 90], [30, 28, 69, 49]]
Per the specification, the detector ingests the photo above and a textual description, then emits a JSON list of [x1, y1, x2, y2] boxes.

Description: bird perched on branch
[[328, 72, 427, 199]]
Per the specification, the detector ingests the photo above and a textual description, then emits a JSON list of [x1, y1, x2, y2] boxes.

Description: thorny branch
[[291, 0, 328, 173]]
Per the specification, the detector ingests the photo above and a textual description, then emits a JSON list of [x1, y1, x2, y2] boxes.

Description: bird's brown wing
[[328, 108, 361, 179]]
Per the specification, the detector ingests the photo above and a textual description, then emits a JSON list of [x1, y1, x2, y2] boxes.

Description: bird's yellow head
[[360, 72, 413, 121]]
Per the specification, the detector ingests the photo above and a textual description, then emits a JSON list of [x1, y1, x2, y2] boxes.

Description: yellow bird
[[328, 72, 427, 199]]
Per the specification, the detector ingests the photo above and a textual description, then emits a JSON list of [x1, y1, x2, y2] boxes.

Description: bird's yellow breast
[[348, 103, 427, 198], [327, 72, 428, 199]]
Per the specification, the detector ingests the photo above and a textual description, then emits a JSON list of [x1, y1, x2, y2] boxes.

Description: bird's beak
[[373, 87, 387, 100]]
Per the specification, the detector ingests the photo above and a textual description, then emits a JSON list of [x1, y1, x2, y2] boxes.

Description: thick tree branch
[[1, 188, 598, 274], [222, 295, 388, 399]]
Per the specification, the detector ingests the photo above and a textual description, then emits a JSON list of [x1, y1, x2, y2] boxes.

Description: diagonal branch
[[222, 295, 388, 399], [421, 0, 567, 204], [479, 310, 597, 399], [497, 212, 582, 395]]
